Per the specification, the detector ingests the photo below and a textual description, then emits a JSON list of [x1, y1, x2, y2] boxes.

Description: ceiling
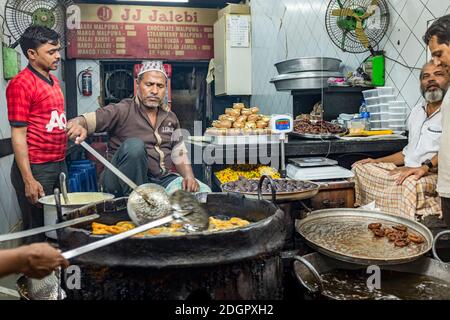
[[73, 0, 244, 9]]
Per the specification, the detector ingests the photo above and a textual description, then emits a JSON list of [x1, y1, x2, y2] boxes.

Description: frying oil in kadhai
[[317, 269, 450, 300]]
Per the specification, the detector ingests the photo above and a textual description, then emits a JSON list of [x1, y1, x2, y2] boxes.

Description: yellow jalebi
[[215, 165, 280, 184], [91, 217, 251, 236], [208, 217, 250, 231], [92, 221, 185, 237]]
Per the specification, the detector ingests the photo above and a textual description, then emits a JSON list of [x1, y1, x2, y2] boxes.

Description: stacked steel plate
[[270, 57, 343, 91]]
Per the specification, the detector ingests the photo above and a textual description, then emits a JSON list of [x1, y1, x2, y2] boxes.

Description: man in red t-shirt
[[7, 26, 86, 242]]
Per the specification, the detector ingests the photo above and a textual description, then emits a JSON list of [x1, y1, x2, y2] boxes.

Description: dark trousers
[[441, 197, 450, 228], [103, 138, 178, 197], [11, 160, 67, 243]]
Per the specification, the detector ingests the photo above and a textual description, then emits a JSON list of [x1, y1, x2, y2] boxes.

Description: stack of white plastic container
[[362, 87, 407, 131]]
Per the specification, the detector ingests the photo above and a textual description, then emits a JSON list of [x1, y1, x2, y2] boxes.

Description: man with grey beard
[[70, 61, 200, 196], [352, 62, 449, 220]]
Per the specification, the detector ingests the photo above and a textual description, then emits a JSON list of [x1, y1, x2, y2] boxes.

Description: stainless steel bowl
[[275, 57, 342, 74], [270, 71, 343, 91]]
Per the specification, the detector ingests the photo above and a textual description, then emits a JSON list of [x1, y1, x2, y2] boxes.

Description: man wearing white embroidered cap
[[136, 60, 169, 108], [70, 60, 201, 196]]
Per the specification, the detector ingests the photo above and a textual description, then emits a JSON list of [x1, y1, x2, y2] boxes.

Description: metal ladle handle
[[59, 172, 70, 205], [80, 141, 138, 190], [54, 188, 63, 223], [257, 175, 276, 203], [432, 230, 450, 262], [292, 255, 324, 295]]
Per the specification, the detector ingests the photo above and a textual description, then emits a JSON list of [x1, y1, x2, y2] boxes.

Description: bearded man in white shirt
[[352, 62, 449, 220]]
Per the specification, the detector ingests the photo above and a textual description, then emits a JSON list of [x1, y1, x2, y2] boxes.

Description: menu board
[[67, 4, 218, 60]]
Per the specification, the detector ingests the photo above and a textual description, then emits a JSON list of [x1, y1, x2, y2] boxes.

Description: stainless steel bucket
[[38, 192, 114, 239]]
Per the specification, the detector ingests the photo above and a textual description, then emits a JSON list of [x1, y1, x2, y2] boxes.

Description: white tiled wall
[[0, 0, 21, 238], [0, 156, 21, 235], [250, 0, 450, 115], [76, 60, 102, 115]]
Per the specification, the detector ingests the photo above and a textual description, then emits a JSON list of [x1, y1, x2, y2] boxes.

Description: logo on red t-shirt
[[46, 110, 67, 132]]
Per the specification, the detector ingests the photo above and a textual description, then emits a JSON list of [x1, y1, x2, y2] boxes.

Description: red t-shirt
[[7, 65, 67, 164]]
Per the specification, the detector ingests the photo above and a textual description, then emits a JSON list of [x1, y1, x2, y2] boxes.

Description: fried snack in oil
[[208, 217, 250, 231]]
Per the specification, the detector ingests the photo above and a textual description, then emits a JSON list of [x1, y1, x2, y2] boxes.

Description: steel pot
[[293, 252, 450, 300], [38, 192, 114, 239]]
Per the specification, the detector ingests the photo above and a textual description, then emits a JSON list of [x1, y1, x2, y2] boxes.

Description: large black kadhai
[[57, 192, 287, 300]]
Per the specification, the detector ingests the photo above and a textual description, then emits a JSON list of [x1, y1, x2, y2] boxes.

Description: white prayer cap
[[137, 60, 168, 79]]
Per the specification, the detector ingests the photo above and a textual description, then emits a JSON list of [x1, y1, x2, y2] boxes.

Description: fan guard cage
[[5, 0, 74, 46], [325, 0, 390, 53], [105, 70, 134, 102]]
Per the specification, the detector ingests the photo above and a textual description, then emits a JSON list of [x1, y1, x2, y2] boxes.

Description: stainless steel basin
[[275, 57, 342, 74], [270, 71, 343, 91]]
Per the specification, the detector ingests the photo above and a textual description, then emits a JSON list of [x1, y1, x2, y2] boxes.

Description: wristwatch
[[422, 159, 433, 170]]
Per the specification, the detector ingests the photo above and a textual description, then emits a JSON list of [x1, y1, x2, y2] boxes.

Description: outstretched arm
[[0, 243, 69, 279]]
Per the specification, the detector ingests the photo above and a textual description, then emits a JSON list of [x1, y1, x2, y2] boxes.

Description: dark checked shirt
[[7, 65, 67, 164], [90, 98, 186, 178]]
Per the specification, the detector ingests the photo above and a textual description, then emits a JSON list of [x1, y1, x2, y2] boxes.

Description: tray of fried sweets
[[290, 118, 347, 139], [296, 208, 433, 265], [221, 175, 320, 202]]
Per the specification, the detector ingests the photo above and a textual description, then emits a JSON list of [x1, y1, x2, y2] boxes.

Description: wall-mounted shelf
[[291, 86, 374, 121]]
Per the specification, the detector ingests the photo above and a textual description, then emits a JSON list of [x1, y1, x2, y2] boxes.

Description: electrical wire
[[384, 55, 422, 71], [0, 14, 12, 46], [358, 52, 421, 72]]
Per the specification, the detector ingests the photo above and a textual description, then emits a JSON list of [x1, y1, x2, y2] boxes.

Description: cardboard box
[[218, 3, 250, 18]]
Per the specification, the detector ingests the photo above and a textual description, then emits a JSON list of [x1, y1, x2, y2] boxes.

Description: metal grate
[[101, 62, 136, 106]]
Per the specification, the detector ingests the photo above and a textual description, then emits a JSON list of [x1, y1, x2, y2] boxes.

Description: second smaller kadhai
[[296, 208, 433, 265]]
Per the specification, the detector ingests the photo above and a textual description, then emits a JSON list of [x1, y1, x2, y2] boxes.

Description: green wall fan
[[325, 0, 390, 86]]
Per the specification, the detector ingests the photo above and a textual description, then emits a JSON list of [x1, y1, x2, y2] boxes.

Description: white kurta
[[402, 101, 442, 167], [437, 90, 450, 197]]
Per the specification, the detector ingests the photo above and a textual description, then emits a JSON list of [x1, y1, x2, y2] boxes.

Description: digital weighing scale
[[289, 157, 338, 168], [287, 157, 354, 181], [270, 115, 294, 178]]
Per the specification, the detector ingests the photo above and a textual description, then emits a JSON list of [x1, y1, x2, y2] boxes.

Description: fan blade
[[360, 11, 374, 20], [355, 20, 370, 48], [332, 8, 356, 17], [337, 0, 344, 9], [360, 0, 379, 20]]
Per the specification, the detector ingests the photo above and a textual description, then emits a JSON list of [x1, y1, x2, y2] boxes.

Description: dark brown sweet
[[293, 119, 346, 135], [368, 223, 382, 230], [393, 224, 408, 232]]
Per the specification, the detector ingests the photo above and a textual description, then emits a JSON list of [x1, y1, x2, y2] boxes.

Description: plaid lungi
[[353, 163, 441, 220]]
